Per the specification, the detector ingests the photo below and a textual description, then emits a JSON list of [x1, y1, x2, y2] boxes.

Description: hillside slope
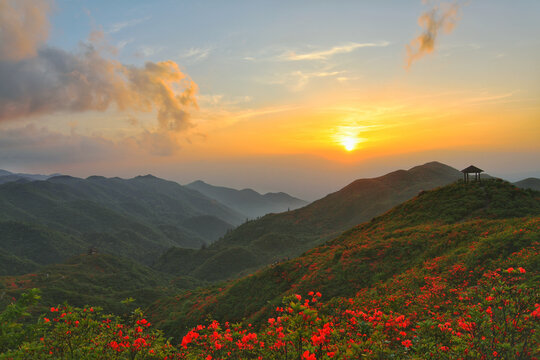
[[155, 161, 462, 281], [148, 179, 540, 340], [186, 180, 308, 218], [0, 253, 182, 315]]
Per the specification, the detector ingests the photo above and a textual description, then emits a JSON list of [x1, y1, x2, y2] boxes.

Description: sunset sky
[[1, 0, 539, 200]]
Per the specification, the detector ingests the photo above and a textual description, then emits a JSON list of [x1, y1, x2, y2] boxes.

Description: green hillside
[[0, 221, 85, 274], [147, 179, 540, 340], [0, 253, 185, 315], [155, 161, 463, 281], [0, 174, 243, 269]]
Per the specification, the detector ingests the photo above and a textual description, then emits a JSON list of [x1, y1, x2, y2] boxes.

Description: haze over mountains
[[0, 169, 61, 184], [186, 180, 308, 219]]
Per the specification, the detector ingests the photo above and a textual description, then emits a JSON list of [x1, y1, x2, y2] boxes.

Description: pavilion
[[461, 165, 484, 183]]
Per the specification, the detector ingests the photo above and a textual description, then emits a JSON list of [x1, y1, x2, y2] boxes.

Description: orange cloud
[[406, 1, 461, 68], [0, 0, 50, 61]]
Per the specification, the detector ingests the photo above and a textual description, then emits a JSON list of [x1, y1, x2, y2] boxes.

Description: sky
[[0, 0, 539, 200]]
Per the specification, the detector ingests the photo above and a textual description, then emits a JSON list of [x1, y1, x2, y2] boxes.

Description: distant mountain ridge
[[0, 169, 62, 184], [514, 177, 540, 191], [186, 180, 308, 219], [0, 174, 243, 271], [155, 161, 464, 281]]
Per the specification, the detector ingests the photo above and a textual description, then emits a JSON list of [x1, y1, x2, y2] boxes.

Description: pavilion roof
[[461, 165, 484, 173]]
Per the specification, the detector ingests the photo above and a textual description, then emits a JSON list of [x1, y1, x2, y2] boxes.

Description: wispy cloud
[[265, 69, 345, 91], [465, 92, 515, 104], [117, 38, 134, 50], [135, 45, 163, 57], [108, 17, 149, 34], [243, 41, 389, 63], [284, 41, 390, 61], [180, 47, 212, 62], [290, 70, 344, 90], [198, 94, 252, 107]]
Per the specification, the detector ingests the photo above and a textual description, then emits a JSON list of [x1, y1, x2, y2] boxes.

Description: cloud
[[406, 1, 461, 68], [0, 123, 183, 168], [122, 130, 180, 156], [0, 124, 119, 165], [465, 92, 515, 104], [264, 69, 345, 91], [0, 0, 197, 133], [198, 94, 252, 107], [117, 39, 134, 51], [290, 70, 343, 91], [285, 42, 390, 61], [180, 47, 212, 62], [0, 0, 51, 61], [135, 45, 164, 57], [108, 17, 149, 34]]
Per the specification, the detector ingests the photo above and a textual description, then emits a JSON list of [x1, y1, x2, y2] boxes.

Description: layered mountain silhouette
[[155, 161, 464, 280], [0, 174, 243, 270], [186, 180, 308, 219]]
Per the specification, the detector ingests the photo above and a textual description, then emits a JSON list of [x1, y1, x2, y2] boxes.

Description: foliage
[[1, 264, 538, 359], [1, 294, 176, 359], [0, 254, 182, 316]]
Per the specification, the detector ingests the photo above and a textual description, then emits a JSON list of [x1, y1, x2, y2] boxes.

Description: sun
[[333, 122, 368, 152], [341, 136, 359, 152]]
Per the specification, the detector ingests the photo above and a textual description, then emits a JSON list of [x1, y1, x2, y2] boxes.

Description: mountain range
[[0, 174, 243, 270]]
